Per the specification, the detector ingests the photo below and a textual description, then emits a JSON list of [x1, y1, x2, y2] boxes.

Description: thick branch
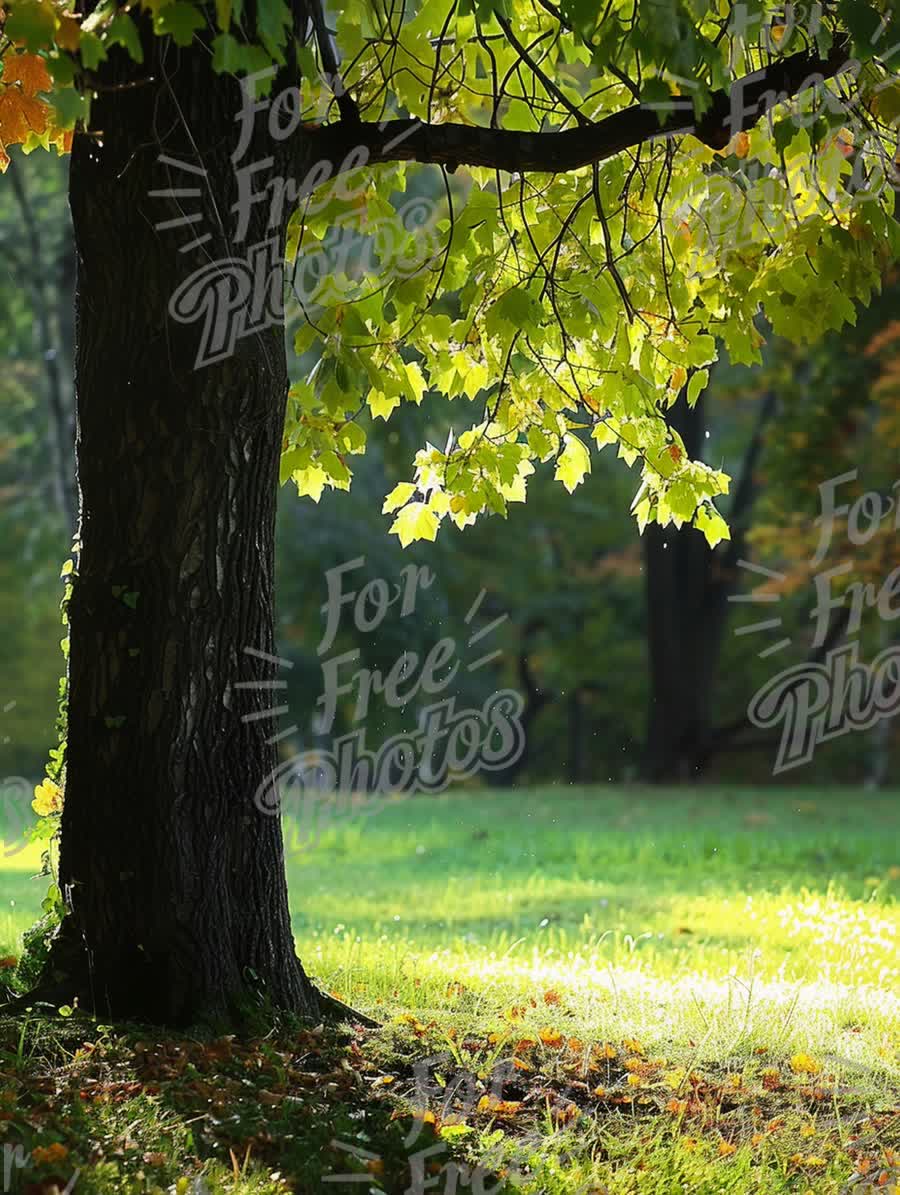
[[312, 39, 850, 174]]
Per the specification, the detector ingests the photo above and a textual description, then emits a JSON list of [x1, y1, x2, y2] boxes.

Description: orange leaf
[[3, 52, 52, 96]]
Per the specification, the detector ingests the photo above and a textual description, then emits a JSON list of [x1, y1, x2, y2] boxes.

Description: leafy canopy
[[2, 0, 900, 545]]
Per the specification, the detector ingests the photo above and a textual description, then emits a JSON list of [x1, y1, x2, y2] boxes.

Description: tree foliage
[[1, 0, 899, 547]]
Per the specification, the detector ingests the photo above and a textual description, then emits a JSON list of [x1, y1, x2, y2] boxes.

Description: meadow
[[0, 785, 897, 1193]]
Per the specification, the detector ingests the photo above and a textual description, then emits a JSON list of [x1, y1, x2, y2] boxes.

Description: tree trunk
[[41, 40, 320, 1025], [643, 393, 721, 782], [642, 389, 776, 781], [643, 524, 719, 782]]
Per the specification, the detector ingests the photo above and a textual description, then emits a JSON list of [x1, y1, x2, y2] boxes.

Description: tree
[[2, 0, 899, 1023]]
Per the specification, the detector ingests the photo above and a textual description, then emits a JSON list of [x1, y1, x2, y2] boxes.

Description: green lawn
[[1, 786, 898, 1193]]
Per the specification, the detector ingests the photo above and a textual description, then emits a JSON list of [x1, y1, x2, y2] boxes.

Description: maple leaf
[[3, 51, 52, 95], [0, 52, 71, 169]]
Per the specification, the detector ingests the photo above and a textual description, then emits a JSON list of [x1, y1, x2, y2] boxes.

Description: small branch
[[494, 9, 591, 127], [309, 0, 360, 126]]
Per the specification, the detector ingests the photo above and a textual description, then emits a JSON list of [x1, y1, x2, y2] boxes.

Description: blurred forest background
[[3, 151, 900, 790]]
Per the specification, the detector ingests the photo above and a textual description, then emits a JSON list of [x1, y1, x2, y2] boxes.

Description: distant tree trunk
[[8, 159, 75, 527], [492, 617, 551, 785], [41, 39, 320, 1025], [866, 622, 893, 789], [566, 688, 584, 784], [643, 390, 775, 781]]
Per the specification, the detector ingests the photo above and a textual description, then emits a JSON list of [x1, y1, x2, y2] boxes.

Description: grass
[[0, 785, 898, 1193]]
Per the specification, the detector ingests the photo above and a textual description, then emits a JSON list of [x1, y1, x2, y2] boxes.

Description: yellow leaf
[[368, 391, 400, 421], [382, 482, 416, 514], [32, 778, 62, 816], [554, 432, 590, 493], [293, 465, 327, 502], [790, 1053, 822, 1075], [389, 501, 439, 547]]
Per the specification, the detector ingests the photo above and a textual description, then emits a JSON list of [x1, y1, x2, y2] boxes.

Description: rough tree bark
[[39, 35, 322, 1025]]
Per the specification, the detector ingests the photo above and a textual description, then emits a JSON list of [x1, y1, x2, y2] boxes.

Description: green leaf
[[107, 12, 143, 62], [279, 446, 307, 485], [47, 85, 91, 129], [5, 0, 58, 50], [484, 287, 543, 339], [153, 2, 205, 46], [400, 361, 428, 404], [256, 0, 292, 58], [686, 368, 709, 407], [666, 481, 698, 522], [78, 31, 107, 69], [640, 77, 673, 126], [695, 504, 730, 548], [211, 33, 272, 76], [215, 0, 231, 31]]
